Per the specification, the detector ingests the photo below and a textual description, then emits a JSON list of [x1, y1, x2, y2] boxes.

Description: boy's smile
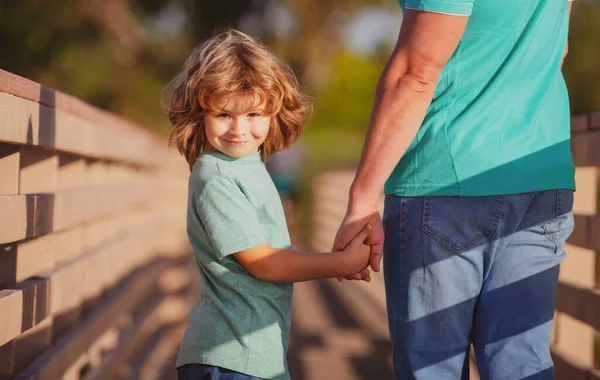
[[204, 93, 271, 158]]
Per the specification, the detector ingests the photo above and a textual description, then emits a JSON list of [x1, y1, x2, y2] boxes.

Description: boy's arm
[[234, 226, 371, 282]]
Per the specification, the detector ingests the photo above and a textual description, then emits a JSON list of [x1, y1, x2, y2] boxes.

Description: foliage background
[[1, 0, 599, 239]]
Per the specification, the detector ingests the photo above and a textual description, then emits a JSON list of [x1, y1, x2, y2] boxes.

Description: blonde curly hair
[[166, 29, 310, 170]]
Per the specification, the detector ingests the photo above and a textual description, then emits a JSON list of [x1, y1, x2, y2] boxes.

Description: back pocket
[[423, 196, 505, 253]]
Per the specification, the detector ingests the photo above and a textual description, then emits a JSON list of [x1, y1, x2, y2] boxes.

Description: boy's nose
[[231, 118, 249, 135]]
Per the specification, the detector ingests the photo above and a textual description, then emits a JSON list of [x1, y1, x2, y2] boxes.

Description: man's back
[[386, 0, 575, 196]]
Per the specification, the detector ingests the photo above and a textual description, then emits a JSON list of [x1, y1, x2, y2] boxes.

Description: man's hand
[[333, 207, 384, 282]]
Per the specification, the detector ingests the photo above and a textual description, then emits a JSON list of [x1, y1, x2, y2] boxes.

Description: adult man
[[334, 0, 574, 378]]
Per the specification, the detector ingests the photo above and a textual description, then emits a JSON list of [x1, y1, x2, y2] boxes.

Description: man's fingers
[[369, 244, 383, 272]]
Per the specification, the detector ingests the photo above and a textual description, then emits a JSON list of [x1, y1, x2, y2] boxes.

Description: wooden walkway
[[157, 274, 394, 380], [288, 277, 393, 379]]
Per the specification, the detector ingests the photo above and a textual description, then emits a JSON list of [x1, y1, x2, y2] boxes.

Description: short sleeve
[[197, 177, 267, 259], [404, 0, 474, 16]]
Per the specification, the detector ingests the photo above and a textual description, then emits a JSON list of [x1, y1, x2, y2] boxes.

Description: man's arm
[[333, 10, 470, 277]]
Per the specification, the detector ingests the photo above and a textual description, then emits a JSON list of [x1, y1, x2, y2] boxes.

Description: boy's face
[[204, 93, 271, 158]]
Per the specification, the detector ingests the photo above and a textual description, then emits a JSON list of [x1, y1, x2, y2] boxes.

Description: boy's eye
[[248, 112, 261, 117], [216, 113, 230, 118]]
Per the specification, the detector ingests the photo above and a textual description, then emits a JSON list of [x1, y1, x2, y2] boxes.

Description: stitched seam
[[399, 197, 407, 371]]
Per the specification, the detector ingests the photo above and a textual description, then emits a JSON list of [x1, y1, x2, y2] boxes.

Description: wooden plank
[[13, 259, 168, 380], [571, 131, 600, 167], [158, 267, 191, 294], [561, 243, 596, 290], [571, 115, 590, 134], [12, 318, 53, 377], [590, 112, 600, 130], [554, 288, 598, 366], [0, 279, 52, 379], [588, 215, 600, 252], [52, 182, 153, 233], [0, 195, 30, 244], [551, 347, 589, 380], [39, 259, 84, 339], [0, 290, 24, 347], [0, 143, 20, 195], [0, 235, 54, 287], [0, 188, 185, 247], [85, 160, 110, 186], [84, 297, 166, 380], [18, 146, 57, 194], [573, 168, 597, 216], [86, 328, 119, 370], [57, 155, 86, 190], [87, 295, 189, 380], [0, 70, 165, 147], [568, 214, 590, 249], [0, 92, 41, 146], [0, 276, 52, 378], [51, 227, 84, 265], [0, 70, 9, 93], [0, 92, 166, 167], [556, 282, 600, 331], [2, 70, 46, 105], [567, 214, 600, 251], [0, 70, 167, 161], [135, 325, 186, 380], [60, 352, 89, 380], [0, 340, 16, 379]]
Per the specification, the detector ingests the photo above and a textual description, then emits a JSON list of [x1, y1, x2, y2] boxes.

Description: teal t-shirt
[[386, 0, 576, 196], [176, 152, 293, 380]]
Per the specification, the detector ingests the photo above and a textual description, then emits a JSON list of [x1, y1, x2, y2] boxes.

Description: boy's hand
[[340, 224, 372, 277], [333, 208, 384, 282]]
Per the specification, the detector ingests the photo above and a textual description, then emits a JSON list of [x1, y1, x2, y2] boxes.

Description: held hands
[[340, 224, 372, 275], [333, 208, 385, 282]]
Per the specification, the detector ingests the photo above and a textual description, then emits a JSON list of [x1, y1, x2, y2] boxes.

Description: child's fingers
[[355, 224, 372, 243], [359, 268, 370, 278]]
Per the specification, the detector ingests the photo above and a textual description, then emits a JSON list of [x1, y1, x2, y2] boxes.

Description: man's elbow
[[404, 66, 443, 92], [383, 64, 442, 94]]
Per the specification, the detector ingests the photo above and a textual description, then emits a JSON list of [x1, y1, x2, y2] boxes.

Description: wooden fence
[[311, 113, 600, 379], [0, 70, 194, 380]]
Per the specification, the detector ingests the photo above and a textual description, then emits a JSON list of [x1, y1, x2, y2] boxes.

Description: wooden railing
[[311, 113, 600, 380], [0, 70, 194, 380], [554, 113, 600, 380]]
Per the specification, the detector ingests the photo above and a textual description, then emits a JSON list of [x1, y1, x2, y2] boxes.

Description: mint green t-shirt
[[386, 0, 576, 196], [176, 152, 293, 380]]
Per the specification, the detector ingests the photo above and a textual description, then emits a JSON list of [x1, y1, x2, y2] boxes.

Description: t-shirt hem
[[176, 354, 287, 379], [217, 238, 268, 259], [385, 181, 576, 197]]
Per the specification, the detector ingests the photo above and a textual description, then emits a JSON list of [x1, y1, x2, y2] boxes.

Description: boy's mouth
[[223, 139, 249, 145]]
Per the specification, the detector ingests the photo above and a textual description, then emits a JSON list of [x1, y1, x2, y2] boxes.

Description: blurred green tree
[[563, 0, 600, 115]]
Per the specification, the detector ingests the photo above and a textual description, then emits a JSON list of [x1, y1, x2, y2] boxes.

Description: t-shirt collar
[[200, 151, 262, 164]]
